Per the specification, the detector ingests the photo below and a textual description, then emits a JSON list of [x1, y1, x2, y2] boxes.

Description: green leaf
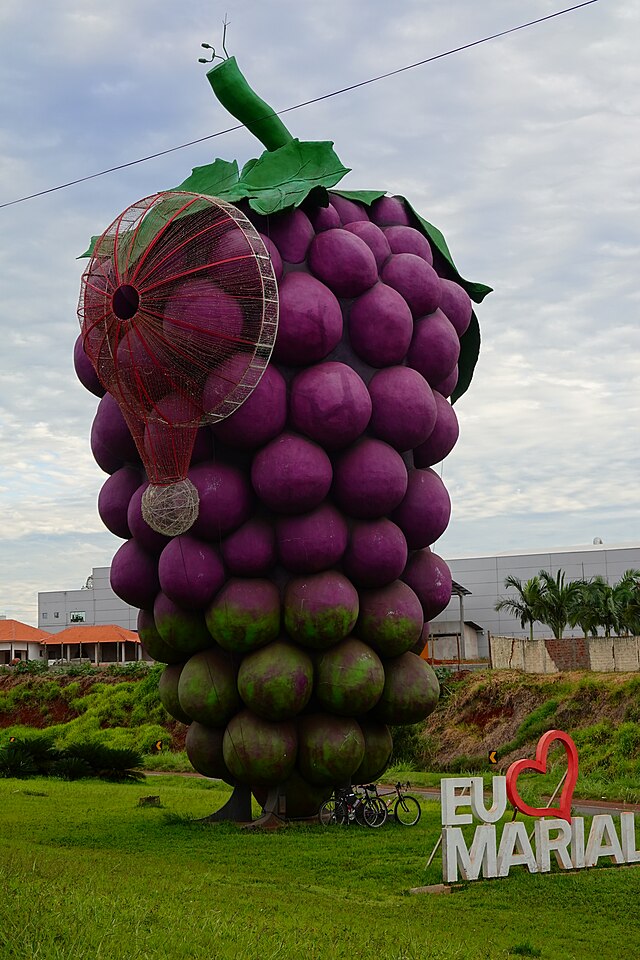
[[77, 236, 99, 259], [173, 157, 239, 197], [332, 189, 387, 206], [229, 139, 350, 216], [452, 311, 481, 405], [403, 200, 493, 305], [239, 157, 259, 179]]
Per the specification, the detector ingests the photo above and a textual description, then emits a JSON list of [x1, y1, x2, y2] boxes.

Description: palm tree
[[495, 575, 544, 640], [586, 576, 620, 638], [568, 579, 602, 638], [535, 569, 585, 640], [613, 569, 640, 636]]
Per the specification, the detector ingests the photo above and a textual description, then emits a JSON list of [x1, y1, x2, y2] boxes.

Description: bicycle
[[367, 781, 422, 826], [318, 786, 387, 828]]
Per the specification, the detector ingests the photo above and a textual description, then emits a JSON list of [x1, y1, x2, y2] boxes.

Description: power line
[[0, 0, 601, 211]]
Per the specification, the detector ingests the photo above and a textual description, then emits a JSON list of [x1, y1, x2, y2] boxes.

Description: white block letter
[[621, 813, 640, 863], [534, 818, 573, 872], [471, 776, 507, 824], [497, 822, 538, 877], [571, 817, 585, 869], [442, 825, 497, 883], [585, 815, 625, 867], [441, 778, 474, 826]]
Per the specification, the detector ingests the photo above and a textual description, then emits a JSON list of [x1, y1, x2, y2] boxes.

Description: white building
[[38, 568, 138, 634], [0, 618, 49, 664], [430, 541, 640, 661], [37, 543, 640, 661]]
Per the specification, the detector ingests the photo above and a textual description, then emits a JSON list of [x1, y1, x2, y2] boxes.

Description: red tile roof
[[41, 625, 140, 645], [0, 619, 50, 642]]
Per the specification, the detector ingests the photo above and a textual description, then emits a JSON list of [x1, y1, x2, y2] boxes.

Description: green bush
[[49, 756, 93, 781], [63, 742, 144, 781], [389, 722, 429, 768], [0, 741, 38, 778], [13, 659, 49, 675]]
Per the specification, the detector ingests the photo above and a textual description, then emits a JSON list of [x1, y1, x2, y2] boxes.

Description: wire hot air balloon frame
[[78, 191, 279, 536]]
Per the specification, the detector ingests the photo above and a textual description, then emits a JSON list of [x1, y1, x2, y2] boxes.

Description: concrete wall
[[428, 621, 484, 661], [490, 635, 640, 673]]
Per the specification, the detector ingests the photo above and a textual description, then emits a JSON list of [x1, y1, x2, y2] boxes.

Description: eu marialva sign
[[440, 730, 640, 883]]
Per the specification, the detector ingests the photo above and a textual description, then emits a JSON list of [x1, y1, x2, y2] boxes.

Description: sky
[[0, 0, 638, 626]]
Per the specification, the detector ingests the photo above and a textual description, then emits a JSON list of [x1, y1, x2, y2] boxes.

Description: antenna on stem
[[198, 15, 231, 65]]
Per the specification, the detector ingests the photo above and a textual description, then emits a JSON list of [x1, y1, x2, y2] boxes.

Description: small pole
[[527, 770, 568, 842], [426, 833, 442, 868]]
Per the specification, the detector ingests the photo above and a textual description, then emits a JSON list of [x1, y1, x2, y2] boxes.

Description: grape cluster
[[77, 191, 466, 817]]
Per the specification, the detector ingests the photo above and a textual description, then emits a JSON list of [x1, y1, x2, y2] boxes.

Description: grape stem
[[207, 56, 294, 153]]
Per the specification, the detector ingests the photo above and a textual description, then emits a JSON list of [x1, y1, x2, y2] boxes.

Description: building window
[[54, 612, 59, 619], [42, 612, 48, 619], [69, 611, 86, 623]]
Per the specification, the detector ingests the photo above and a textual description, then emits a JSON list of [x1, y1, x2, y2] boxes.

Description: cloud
[[0, 0, 638, 624]]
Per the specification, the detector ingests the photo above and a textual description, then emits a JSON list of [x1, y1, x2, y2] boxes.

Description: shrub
[[14, 660, 49, 676], [50, 756, 93, 781], [63, 741, 144, 781], [0, 741, 38, 778]]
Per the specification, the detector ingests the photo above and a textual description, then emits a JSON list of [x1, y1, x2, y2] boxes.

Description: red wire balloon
[[78, 191, 279, 534]]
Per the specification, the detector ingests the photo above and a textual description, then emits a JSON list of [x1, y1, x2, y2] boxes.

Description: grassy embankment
[[1, 774, 639, 960], [1, 666, 640, 801], [388, 670, 640, 804]]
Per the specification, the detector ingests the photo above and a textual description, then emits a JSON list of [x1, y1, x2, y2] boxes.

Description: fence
[[489, 634, 640, 673]]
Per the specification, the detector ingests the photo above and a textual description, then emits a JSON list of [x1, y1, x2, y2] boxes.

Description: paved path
[[144, 772, 640, 815]]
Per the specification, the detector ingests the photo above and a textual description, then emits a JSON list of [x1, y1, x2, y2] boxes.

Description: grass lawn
[[1, 775, 639, 960]]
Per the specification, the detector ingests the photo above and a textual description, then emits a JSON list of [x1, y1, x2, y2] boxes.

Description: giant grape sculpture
[[76, 52, 491, 823]]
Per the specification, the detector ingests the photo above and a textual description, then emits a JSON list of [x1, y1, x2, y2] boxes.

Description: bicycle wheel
[[394, 795, 421, 826], [319, 798, 348, 826], [363, 797, 388, 828]]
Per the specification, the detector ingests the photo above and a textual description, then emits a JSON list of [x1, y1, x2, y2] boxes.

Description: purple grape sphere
[[357, 580, 424, 657], [333, 439, 408, 520], [178, 647, 240, 727], [272, 272, 343, 366], [371, 652, 440, 724], [277, 503, 348, 574], [206, 578, 280, 653], [381, 253, 441, 318], [289, 361, 372, 450], [413, 393, 460, 466], [212, 364, 287, 449], [348, 282, 413, 368], [223, 710, 297, 787], [157, 535, 225, 610], [220, 516, 277, 576], [343, 518, 408, 588], [343, 222, 391, 269], [402, 548, 453, 620], [189, 460, 254, 539], [297, 714, 365, 786], [407, 309, 460, 387], [368, 366, 437, 451], [251, 432, 333, 514], [391, 468, 452, 549], [308, 229, 378, 299], [283, 571, 359, 649], [73, 334, 105, 397], [97, 466, 142, 540], [110, 539, 159, 609]]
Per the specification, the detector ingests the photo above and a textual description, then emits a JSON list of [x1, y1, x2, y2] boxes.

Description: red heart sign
[[506, 729, 578, 823]]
